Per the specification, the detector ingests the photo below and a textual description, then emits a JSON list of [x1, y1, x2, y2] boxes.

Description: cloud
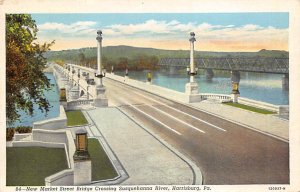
[[37, 19, 288, 51], [106, 19, 180, 35], [38, 21, 97, 36], [242, 24, 263, 30]]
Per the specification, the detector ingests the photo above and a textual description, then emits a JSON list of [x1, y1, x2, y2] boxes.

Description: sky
[[31, 13, 289, 52]]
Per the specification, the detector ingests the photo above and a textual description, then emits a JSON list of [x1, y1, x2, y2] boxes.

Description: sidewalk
[[83, 107, 198, 185], [189, 100, 289, 141]]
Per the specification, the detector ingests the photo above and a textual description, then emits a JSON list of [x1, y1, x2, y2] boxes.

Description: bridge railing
[[200, 93, 232, 102]]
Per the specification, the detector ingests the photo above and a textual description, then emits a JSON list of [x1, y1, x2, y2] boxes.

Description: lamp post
[[189, 32, 196, 83], [74, 129, 90, 160], [73, 129, 91, 185], [93, 30, 108, 107], [95, 30, 104, 86], [185, 32, 199, 95]]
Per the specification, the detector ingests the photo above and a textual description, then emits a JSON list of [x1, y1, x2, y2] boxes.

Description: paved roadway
[[103, 78, 289, 185]]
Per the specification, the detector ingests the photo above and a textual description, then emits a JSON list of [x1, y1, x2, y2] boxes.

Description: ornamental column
[[185, 32, 199, 95], [94, 30, 108, 107]]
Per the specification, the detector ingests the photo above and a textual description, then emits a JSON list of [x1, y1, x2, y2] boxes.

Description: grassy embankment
[[6, 139, 118, 185], [6, 147, 68, 186], [88, 138, 118, 181], [66, 110, 88, 126], [223, 102, 276, 114]]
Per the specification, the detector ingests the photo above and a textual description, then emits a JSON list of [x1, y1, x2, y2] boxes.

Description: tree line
[[73, 52, 159, 71]]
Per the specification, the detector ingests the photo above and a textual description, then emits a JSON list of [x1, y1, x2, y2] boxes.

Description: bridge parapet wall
[[33, 105, 67, 130]]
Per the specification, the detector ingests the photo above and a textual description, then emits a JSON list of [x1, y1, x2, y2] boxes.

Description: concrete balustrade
[[52, 64, 95, 107], [200, 93, 232, 103]]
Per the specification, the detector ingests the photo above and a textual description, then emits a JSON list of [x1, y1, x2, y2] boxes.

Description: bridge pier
[[169, 66, 177, 75], [231, 70, 240, 103], [205, 69, 214, 81], [282, 74, 289, 90]]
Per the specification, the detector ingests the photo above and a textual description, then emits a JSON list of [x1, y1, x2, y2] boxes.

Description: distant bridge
[[158, 58, 289, 74]]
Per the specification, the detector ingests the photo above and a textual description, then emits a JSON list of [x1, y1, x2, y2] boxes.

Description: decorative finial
[[97, 30, 102, 35], [96, 30, 103, 41]]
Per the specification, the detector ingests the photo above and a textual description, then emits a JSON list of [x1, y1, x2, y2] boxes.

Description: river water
[[9, 70, 288, 127], [9, 73, 60, 127], [115, 70, 289, 105]]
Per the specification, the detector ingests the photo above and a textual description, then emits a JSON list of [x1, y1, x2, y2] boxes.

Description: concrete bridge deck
[[53, 63, 289, 184], [102, 77, 288, 184]]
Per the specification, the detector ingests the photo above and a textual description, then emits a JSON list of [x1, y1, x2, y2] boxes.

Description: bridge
[[46, 31, 289, 185], [158, 57, 289, 74], [50, 61, 289, 185]]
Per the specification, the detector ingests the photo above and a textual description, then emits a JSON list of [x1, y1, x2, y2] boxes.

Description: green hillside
[[46, 45, 288, 70]]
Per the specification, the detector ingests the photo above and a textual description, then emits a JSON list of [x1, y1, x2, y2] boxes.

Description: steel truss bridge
[[158, 58, 289, 74]]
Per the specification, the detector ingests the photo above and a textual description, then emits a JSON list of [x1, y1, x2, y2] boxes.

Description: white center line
[[117, 97, 182, 136], [144, 103, 206, 134]]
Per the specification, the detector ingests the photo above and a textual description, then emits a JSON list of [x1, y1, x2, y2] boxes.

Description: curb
[[117, 106, 203, 185]]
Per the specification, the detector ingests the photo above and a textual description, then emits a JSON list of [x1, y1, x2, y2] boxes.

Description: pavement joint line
[[117, 106, 202, 185], [110, 80, 226, 132], [82, 110, 130, 185], [143, 103, 206, 134], [105, 78, 289, 143], [117, 97, 182, 136]]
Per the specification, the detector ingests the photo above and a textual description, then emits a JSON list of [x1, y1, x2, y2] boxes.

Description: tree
[[78, 52, 86, 66], [6, 14, 54, 125]]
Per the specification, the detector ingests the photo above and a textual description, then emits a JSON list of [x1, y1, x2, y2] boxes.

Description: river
[[9, 70, 288, 127], [115, 70, 289, 105], [9, 73, 60, 127]]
